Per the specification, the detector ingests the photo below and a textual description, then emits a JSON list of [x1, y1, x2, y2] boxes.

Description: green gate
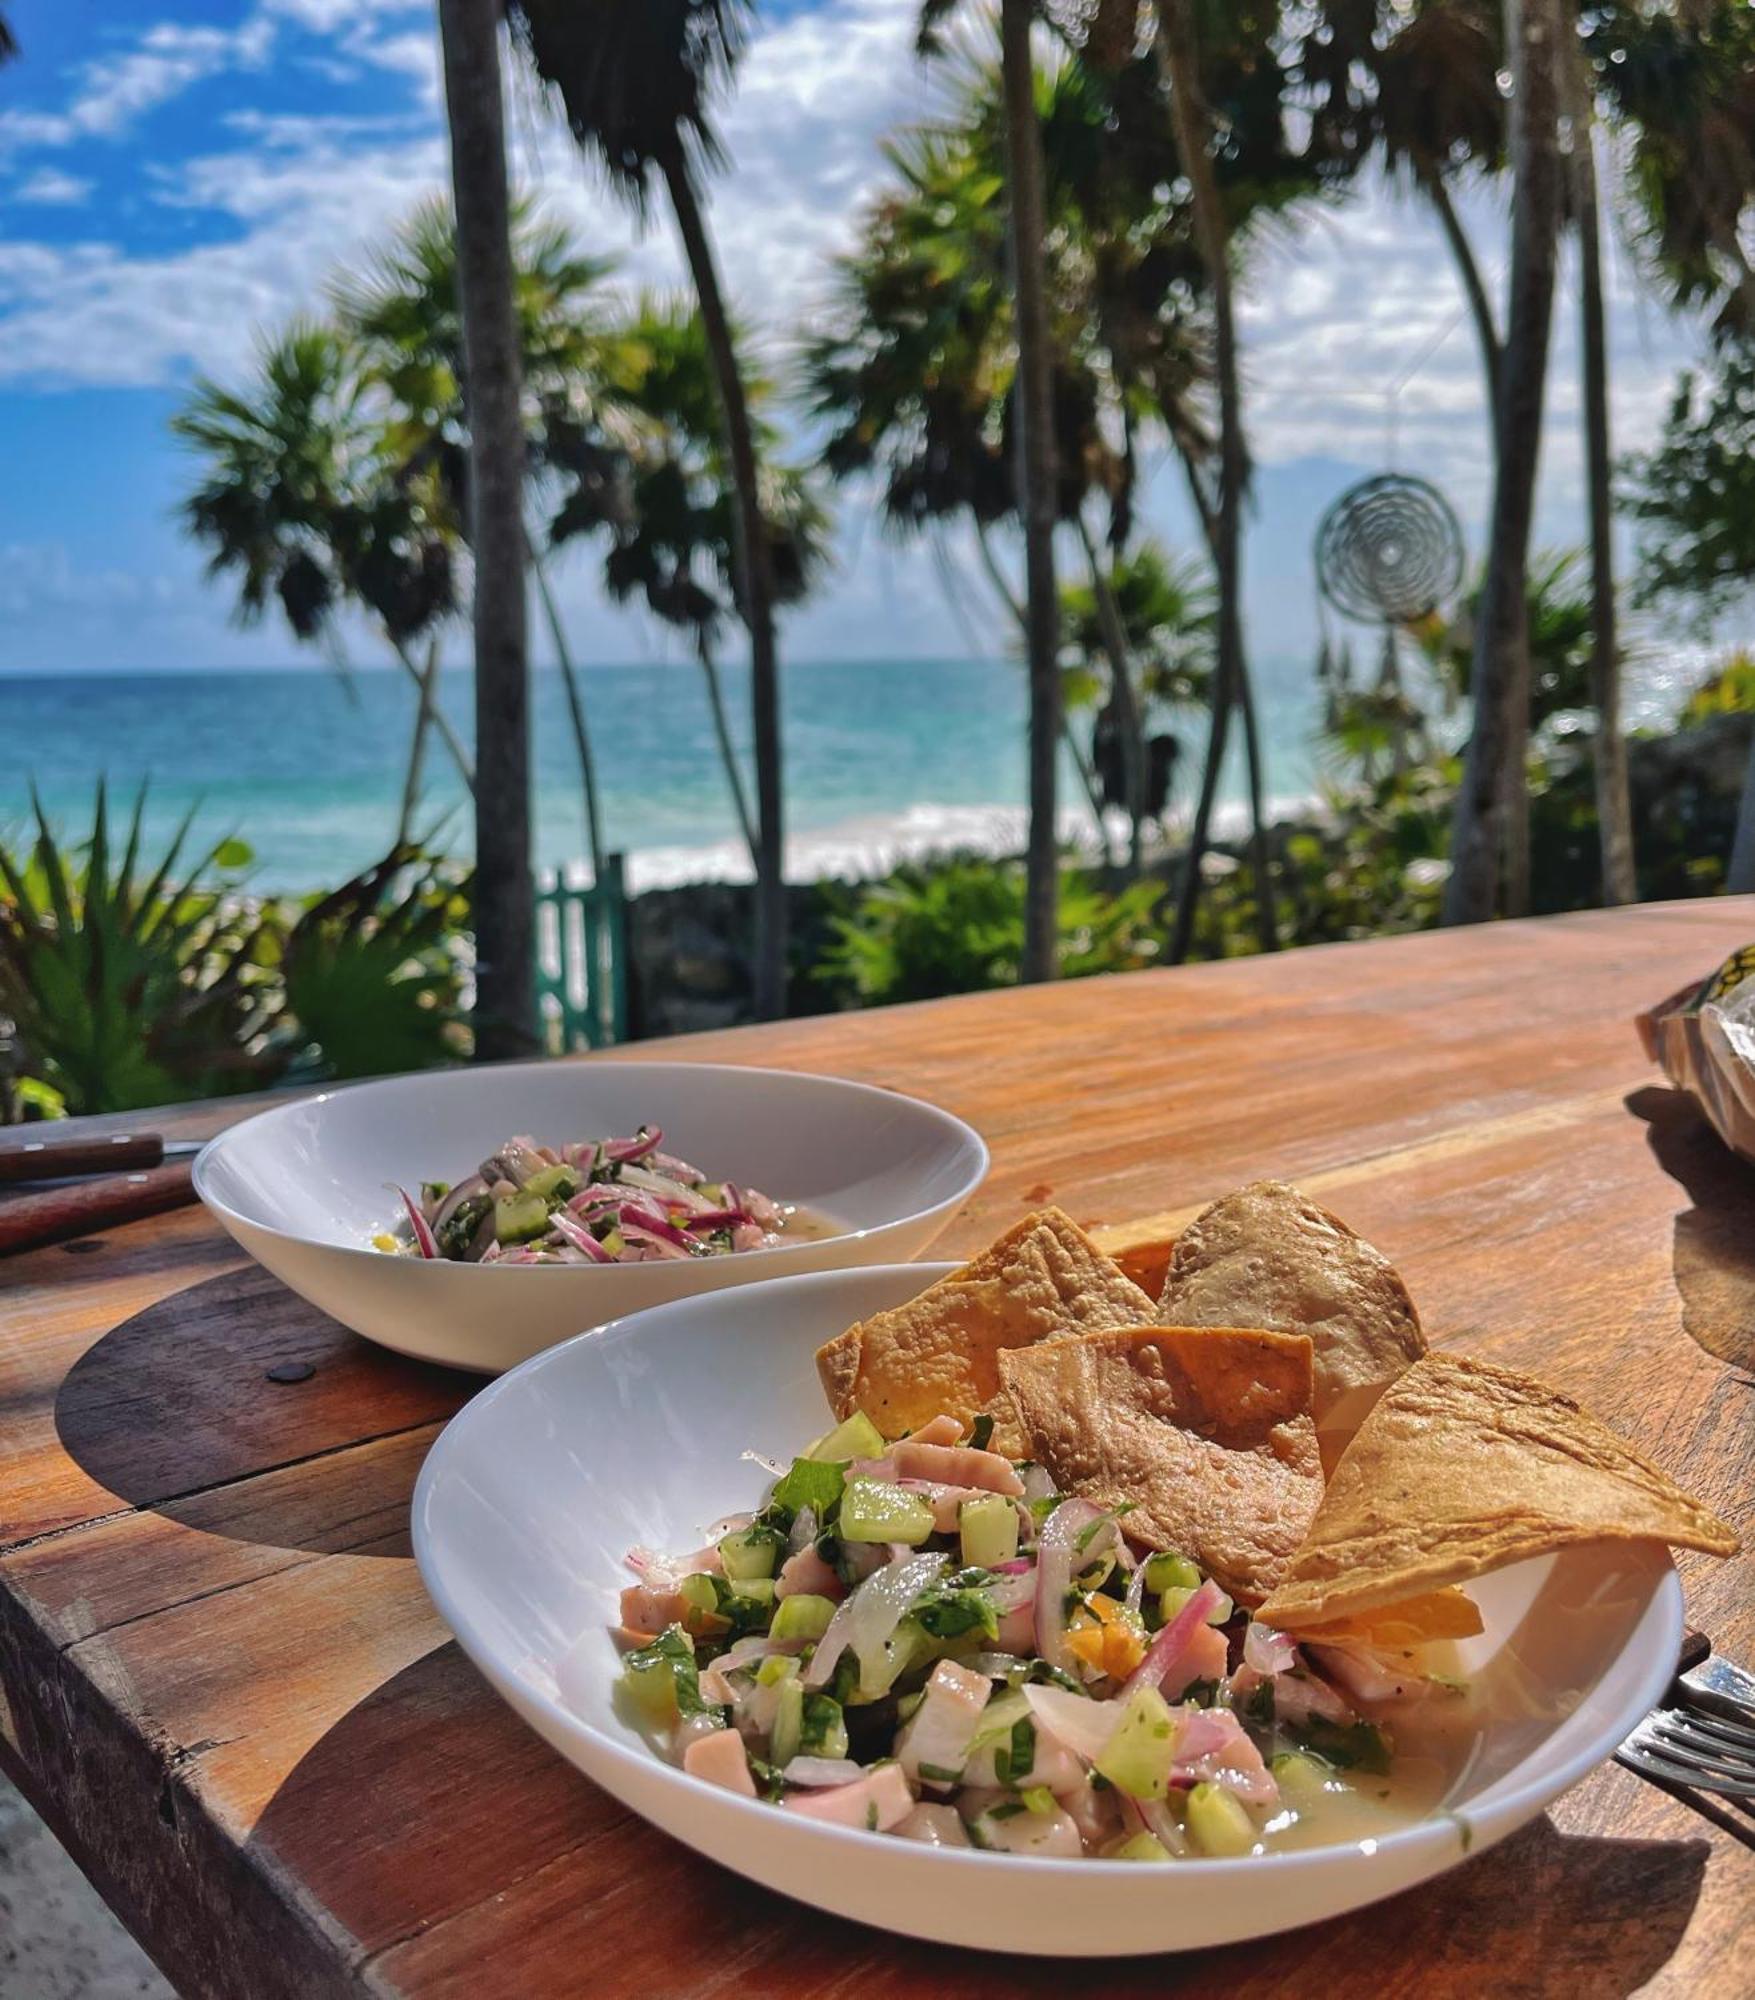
[[534, 854, 629, 1051]]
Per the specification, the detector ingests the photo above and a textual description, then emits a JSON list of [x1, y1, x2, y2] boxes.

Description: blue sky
[[0, 0, 1722, 679]]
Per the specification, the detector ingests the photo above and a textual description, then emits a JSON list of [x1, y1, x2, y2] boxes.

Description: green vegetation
[[0, 787, 465, 1119]]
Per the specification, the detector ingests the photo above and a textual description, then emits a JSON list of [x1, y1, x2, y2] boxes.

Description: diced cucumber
[[1143, 1551, 1201, 1594], [1186, 1781, 1258, 1857], [755, 1653, 799, 1688], [729, 1577, 775, 1608], [436, 1193, 492, 1260], [770, 1677, 804, 1766], [807, 1411, 887, 1463], [494, 1189, 550, 1245], [420, 1180, 450, 1206], [959, 1493, 1020, 1569], [839, 1476, 934, 1546], [524, 1162, 583, 1204], [1158, 1583, 1232, 1627], [1111, 1831, 1174, 1862], [1093, 1686, 1178, 1800], [719, 1527, 782, 1581], [618, 1653, 682, 1728], [858, 1616, 931, 1700], [1270, 1750, 1341, 1813], [798, 1692, 848, 1760], [770, 1592, 837, 1643]]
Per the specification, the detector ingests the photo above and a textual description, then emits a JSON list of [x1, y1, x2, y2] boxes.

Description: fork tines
[[1618, 1701, 1755, 1798]]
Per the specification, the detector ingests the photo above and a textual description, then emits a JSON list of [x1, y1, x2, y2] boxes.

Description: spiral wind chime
[[1313, 473, 1465, 775]]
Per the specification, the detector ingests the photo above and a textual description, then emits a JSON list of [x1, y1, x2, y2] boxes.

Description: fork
[[1617, 1651, 1755, 1799]]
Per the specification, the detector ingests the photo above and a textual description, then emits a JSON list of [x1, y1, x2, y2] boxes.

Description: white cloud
[[0, 19, 274, 156], [12, 168, 94, 206]]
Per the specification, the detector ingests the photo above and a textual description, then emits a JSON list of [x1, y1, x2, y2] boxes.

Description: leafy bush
[[0, 787, 279, 1115], [0, 788, 469, 1119], [1677, 651, 1755, 728], [817, 854, 1165, 1006]]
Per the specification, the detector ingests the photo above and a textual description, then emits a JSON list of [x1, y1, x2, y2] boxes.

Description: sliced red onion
[[1172, 1707, 1277, 1806], [1122, 1578, 1225, 1701], [805, 1551, 945, 1690], [1022, 1683, 1125, 1765], [680, 1206, 756, 1231], [1126, 1794, 1191, 1857], [603, 1127, 663, 1165], [1021, 1463, 1059, 1505], [1243, 1620, 1298, 1678], [991, 1558, 1033, 1577], [549, 1209, 614, 1262], [617, 1202, 696, 1250], [1124, 1559, 1150, 1621], [780, 1755, 868, 1789], [390, 1184, 439, 1258], [567, 1185, 626, 1214], [1034, 1500, 1109, 1675], [983, 1569, 1037, 1616]]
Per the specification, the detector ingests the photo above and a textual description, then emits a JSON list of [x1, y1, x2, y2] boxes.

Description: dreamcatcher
[[1313, 473, 1465, 775]]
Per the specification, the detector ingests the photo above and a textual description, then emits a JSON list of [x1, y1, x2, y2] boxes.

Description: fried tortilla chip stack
[[814, 1190, 1738, 1617]]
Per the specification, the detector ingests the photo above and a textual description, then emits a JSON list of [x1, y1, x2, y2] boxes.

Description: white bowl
[[412, 1263, 1684, 1956], [194, 1062, 986, 1371]]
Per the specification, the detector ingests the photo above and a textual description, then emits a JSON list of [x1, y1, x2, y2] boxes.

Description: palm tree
[[997, 0, 1062, 978], [508, 0, 788, 1019], [437, 0, 535, 1060], [0, 13, 16, 65], [1442, 0, 1565, 926], [173, 324, 473, 841], [570, 295, 830, 874], [1564, 44, 1635, 907], [1153, 0, 1278, 960], [331, 197, 619, 887]]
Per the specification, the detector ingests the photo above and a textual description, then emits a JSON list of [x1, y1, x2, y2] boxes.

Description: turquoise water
[[3, 655, 1326, 892]]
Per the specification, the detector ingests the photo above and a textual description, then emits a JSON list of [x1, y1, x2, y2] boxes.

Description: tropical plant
[[1677, 653, 1755, 729], [1623, 342, 1755, 625], [1443, 0, 1566, 925], [0, 788, 278, 1116], [331, 196, 621, 885], [172, 325, 471, 842], [1412, 550, 1608, 734], [276, 848, 469, 1081], [817, 851, 1164, 1006], [1059, 540, 1213, 827], [572, 296, 829, 865], [437, 0, 536, 1060], [509, 0, 790, 1019]]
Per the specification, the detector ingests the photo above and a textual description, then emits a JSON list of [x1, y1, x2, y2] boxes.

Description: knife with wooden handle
[[0, 1130, 201, 1183], [0, 1158, 200, 1257]]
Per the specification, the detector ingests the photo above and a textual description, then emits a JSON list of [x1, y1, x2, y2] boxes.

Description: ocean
[[0, 646, 1693, 894]]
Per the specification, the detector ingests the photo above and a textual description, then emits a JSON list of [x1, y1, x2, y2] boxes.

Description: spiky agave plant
[[0, 785, 281, 1115]]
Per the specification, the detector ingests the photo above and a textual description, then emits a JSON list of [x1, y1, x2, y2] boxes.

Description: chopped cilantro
[[987, 1801, 1026, 1821], [969, 1412, 995, 1451], [910, 1571, 1001, 1643], [918, 1761, 962, 1783], [993, 1714, 1036, 1786], [765, 1456, 846, 1529], [620, 1624, 720, 1724], [1023, 1658, 1087, 1696], [1235, 1677, 1275, 1729], [866, 1802, 880, 1831], [1293, 1715, 1392, 1775], [1075, 1503, 1136, 1553]]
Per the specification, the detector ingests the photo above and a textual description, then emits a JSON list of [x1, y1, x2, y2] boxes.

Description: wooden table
[[3, 902, 1753, 1998]]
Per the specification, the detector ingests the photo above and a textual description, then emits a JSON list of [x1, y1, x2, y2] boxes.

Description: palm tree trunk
[[1158, 0, 1277, 961], [1728, 730, 1755, 894], [697, 632, 760, 863], [660, 150, 787, 1019], [534, 554, 606, 884], [1001, 0, 1062, 984], [439, 0, 535, 1059], [1568, 67, 1637, 906], [971, 519, 1114, 859], [1076, 515, 1146, 878], [1418, 160, 1503, 409], [1442, 0, 1563, 926], [390, 638, 474, 791], [395, 637, 441, 846]]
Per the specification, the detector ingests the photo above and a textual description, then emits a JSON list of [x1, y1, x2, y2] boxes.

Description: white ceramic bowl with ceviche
[[412, 1256, 1699, 1957], [194, 1061, 986, 1371]]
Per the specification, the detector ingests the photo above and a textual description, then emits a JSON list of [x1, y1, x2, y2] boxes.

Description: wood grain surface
[[2, 900, 1753, 1998]]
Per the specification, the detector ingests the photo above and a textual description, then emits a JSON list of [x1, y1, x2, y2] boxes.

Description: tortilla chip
[[1159, 1180, 1425, 1469], [815, 1207, 1155, 1444], [1255, 1352, 1741, 1631], [998, 1324, 1323, 1606], [1288, 1587, 1484, 1648]]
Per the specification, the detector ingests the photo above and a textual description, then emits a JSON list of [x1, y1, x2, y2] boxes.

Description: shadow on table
[[1627, 1084, 1755, 1373], [54, 1264, 474, 1552], [248, 1639, 1710, 1998]]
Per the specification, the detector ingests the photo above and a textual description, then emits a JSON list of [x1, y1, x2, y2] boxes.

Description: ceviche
[[603, 1193, 1736, 1860], [376, 1128, 801, 1265], [613, 1407, 1447, 1860]]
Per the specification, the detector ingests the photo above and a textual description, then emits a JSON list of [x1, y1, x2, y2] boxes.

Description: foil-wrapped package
[[1639, 945, 1755, 1161]]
